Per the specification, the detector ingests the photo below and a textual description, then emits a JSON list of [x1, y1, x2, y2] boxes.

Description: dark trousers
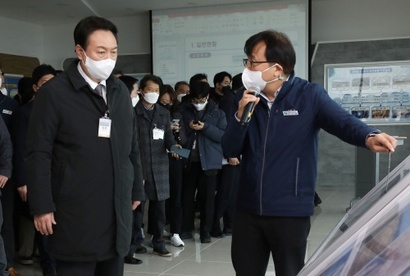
[[232, 212, 310, 276], [181, 162, 216, 236], [0, 181, 15, 268], [212, 164, 240, 232], [56, 256, 123, 276], [35, 232, 56, 274], [127, 204, 143, 256], [0, 192, 7, 273], [147, 200, 166, 249], [168, 157, 183, 234]]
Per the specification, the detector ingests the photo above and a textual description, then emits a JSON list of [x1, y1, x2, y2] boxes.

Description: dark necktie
[[95, 84, 104, 97]]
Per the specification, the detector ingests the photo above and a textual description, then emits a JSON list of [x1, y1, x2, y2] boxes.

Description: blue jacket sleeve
[[314, 84, 376, 147], [221, 114, 248, 159], [201, 109, 227, 143]]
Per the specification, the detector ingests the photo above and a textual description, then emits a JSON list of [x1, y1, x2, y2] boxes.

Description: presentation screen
[[151, 0, 309, 87]]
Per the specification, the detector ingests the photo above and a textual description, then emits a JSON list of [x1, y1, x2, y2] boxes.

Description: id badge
[[153, 127, 164, 140], [98, 117, 111, 138]]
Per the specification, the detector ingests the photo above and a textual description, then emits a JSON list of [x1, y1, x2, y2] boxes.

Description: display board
[[311, 38, 410, 189], [151, 0, 309, 86], [325, 61, 410, 124], [299, 154, 410, 275]]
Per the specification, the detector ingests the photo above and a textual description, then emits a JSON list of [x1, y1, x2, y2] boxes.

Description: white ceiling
[[0, 0, 280, 26]]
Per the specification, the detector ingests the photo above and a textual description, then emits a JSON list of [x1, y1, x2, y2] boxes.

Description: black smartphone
[[193, 120, 199, 125]]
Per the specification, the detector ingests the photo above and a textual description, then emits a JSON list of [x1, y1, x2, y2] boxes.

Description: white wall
[[311, 0, 410, 43], [0, 16, 43, 60], [41, 14, 151, 69], [1, 0, 410, 70]]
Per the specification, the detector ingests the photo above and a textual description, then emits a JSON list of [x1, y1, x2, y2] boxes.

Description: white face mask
[[0, 88, 7, 96], [177, 93, 186, 103], [83, 52, 116, 81], [242, 64, 283, 91], [131, 96, 139, 107], [193, 100, 207, 111], [143, 92, 159, 104]]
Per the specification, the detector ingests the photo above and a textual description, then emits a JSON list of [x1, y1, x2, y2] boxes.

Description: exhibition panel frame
[[299, 154, 410, 276]]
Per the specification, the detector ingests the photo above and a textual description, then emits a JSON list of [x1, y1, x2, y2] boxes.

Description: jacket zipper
[[295, 158, 300, 196], [259, 107, 273, 215]]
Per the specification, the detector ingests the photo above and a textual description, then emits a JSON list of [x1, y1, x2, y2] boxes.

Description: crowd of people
[[0, 16, 244, 276], [0, 16, 398, 276]]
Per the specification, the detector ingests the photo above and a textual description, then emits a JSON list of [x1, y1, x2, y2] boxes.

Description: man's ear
[[274, 63, 284, 74], [75, 45, 84, 61], [32, 84, 38, 93]]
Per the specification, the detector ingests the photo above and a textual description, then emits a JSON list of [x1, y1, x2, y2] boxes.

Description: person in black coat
[[0, 115, 12, 276], [26, 16, 144, 276], [12, 64, 57, 276], [0, 71, 19, 275], [158, 84, 186, 247], [211, 73, 243, 237]]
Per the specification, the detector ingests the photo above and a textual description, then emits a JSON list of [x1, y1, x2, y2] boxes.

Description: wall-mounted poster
[[325, 61, 410, 124], [4, 73, 24, 98]]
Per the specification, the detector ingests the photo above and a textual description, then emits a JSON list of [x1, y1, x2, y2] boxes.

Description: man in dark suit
[[26, 16, 144, 276]]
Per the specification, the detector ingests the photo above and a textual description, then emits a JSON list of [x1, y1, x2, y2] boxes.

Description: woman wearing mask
[[158, 85, 185, 247]]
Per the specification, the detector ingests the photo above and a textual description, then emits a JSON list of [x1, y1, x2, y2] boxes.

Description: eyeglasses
[[243, 59, 276, 68]]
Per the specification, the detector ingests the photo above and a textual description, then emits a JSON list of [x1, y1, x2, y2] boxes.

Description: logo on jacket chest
[[282, 109, 299, 116]]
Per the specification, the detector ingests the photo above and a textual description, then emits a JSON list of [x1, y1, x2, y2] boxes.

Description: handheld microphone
[[240, 86, 261, 126]]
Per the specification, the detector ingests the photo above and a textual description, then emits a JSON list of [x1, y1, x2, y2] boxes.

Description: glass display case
[[299, 154, 410, 276]]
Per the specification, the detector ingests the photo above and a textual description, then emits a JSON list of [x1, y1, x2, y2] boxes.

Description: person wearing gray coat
[[134, 74, 180, 257]]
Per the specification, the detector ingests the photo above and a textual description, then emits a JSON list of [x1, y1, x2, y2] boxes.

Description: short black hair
[[190, 81, 210, 99], [174, 81, 189, 91], [113, 69, 123, 76], [32, 64, 57, 86], [74, 16, 118, 50], [17, 77, 34, 104], [232, 73, 243, 91], [244, 30, 295, 75], [189, 73, 207, 87], [139, 74, 163, 90], [118, 75, 138, 93], [213, 71, 232, 86]]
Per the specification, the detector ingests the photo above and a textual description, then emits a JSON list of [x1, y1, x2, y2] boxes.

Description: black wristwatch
[[367, 130, 382, 139]]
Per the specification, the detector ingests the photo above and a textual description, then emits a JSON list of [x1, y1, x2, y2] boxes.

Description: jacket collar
[[269, 71, 295, 102]]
